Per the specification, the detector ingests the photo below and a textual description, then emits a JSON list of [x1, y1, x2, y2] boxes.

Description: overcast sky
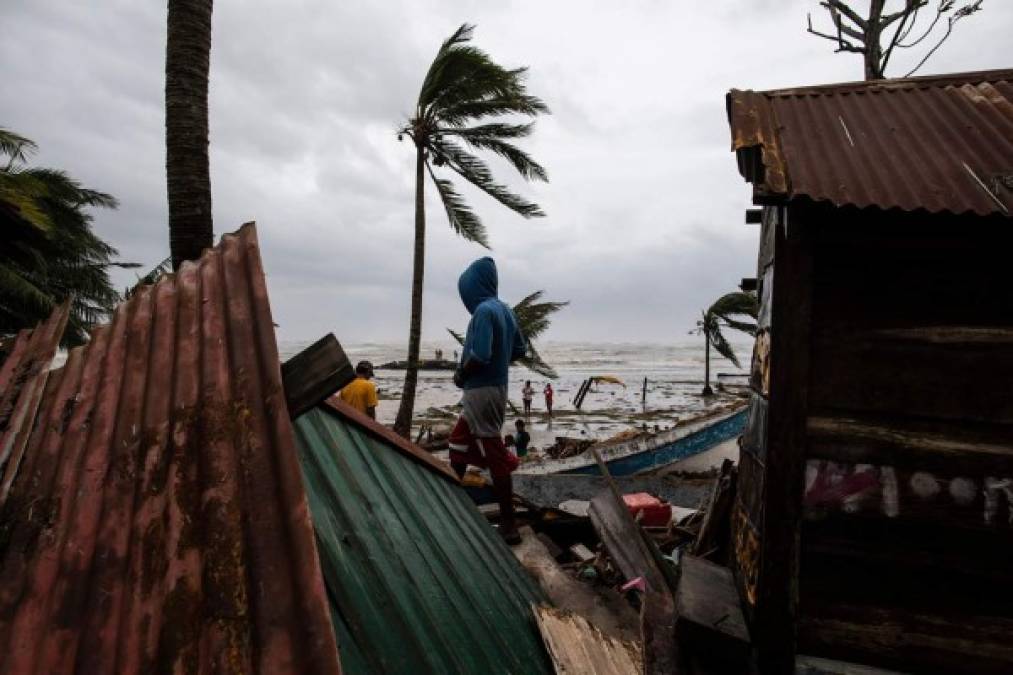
[[3, 1, 1010, 345]]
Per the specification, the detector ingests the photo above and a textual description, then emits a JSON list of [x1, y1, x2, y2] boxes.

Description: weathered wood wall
[[798, 203, 1013, 673]]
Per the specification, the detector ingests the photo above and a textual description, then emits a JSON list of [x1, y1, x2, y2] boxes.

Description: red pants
[[448, 416, 518, 480]]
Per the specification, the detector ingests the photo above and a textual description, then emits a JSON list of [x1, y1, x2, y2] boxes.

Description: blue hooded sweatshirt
[[457, 257, 526, 389]]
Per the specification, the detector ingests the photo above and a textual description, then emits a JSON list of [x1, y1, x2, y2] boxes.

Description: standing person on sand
[[339, 361, 379, 419], [522, 380, 535, 417], [543, 382, 554, 417], [448, 257, 527, 544]]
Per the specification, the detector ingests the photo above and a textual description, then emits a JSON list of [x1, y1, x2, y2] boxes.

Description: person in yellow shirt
[[339, 360, 379, 418]]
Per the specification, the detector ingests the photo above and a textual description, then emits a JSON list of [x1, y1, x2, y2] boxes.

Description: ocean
[[279, 337, 753, 448]]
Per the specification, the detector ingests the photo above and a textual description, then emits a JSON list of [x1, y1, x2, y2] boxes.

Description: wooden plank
[[798, 603, 1013, 674], [587, 450, 678, 675], [533, 605, 642, 675], [807, 415, 1013, 475], [740, 277, 758, 292], [795, 655, 906, 674], [746, 209, 763, 224], [756, 202, 815, 674], [281, 333, 355, 418], [675, 555, 751, 669], [692, 459, 736, 562], [809, 326, 1013, 424]]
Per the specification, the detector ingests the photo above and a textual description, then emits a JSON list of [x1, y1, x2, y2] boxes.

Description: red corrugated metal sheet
[[0, 223, 341, 674], [0, 302, 70, 508], [728, 68, 1013, 217]]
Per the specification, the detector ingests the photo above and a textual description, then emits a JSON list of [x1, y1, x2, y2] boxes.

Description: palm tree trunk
[[166, 0, 214, 271], [702, 331, 714, 396], [394, 147, 426, 436]]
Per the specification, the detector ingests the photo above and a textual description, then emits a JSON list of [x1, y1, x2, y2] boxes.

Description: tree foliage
[[449, 291, 568, 378], [398, 23, 550, 246], [0, 128, 134, 345], [807, 0, 984, 80], [693, 291, 758, 369]]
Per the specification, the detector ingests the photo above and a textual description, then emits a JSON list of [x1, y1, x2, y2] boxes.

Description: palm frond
[[417, 23, 476, 109], [430, 139, 544, 218], [448, 131, 548, 182], [0, 128, 123, 346], [708, 291, 758, 321], [427, 165, 489, 247], [517, 340, 557, 378], [439, 95, 549, 126], [0, 128, 37, 165], [447, 289, 567, 378], [707, 324, 741, 369], [512, 290, 569, 340], [444, 122, 534, 140]]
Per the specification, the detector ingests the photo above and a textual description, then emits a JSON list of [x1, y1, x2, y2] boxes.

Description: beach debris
[[674, 555, 750, 670], [533, 605, 643, 675], [622, 492, 673, 528], [587, 450, 679, 674]]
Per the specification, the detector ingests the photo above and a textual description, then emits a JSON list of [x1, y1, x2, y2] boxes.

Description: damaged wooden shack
[[725, 68, 1013, 673]]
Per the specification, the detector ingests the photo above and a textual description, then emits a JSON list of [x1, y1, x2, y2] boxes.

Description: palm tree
[[693, 291, 758, 396], [0, 128, 133, 346], [166, 0, 214, 270], [449, 290, 568, 378], [393, 23, 550, 436]]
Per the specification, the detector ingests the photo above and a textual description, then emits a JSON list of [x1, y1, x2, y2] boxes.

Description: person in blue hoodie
[[447, 257, 527, 544]]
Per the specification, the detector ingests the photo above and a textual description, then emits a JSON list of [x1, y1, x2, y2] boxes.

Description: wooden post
[[755, 206, 814, 673], [641, 377, 648, 408]]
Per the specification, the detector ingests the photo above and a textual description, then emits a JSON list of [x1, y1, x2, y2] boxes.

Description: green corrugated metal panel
[[294, 406, 553, 675]]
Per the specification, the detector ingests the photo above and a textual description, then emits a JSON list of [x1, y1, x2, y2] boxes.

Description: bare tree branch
[[823, 0, 868, 29], [807, 13, 864, 53], [808, 0, 984, 80]]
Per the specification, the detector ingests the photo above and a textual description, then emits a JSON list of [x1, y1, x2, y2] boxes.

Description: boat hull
[[506, 405, 747, 478]]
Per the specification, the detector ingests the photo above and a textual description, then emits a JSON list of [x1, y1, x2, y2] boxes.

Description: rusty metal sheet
[[0, 224, 341, 675], [0, 301, 70, 508], [727, 68, 1013, 217]]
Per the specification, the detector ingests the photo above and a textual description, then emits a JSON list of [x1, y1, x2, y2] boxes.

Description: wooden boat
[[462, 404, 747, 506], [519, 404, 747, 477]]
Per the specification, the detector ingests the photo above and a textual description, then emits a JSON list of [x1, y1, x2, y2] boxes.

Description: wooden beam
[[807, 414, 1013, 475], [740, 277, 758, 292], [675, 555, 751, 669], [756, 204, 814, 673], [746, 209, 763, 224], [281, 333, 354, 418], [588, 450, 678, 674]]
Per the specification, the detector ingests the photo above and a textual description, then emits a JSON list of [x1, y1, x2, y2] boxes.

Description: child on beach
[[522, 380, 534, 416], [543, 383, 554, 417], [514, 419, 530, 457], [447, 257, 527, 544]]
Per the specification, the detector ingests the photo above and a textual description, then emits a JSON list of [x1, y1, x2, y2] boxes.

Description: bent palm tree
[[693, 291, 758, 396], [449, 290, 568, 379], [393, 23, 549, 436]]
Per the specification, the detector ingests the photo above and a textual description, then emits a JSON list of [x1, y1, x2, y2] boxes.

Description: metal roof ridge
[[756, 67, 1013, 99], [318, 397, 461, 484]]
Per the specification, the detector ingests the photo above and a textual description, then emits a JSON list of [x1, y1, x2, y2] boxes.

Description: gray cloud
[[2, 0, 1010, 345]]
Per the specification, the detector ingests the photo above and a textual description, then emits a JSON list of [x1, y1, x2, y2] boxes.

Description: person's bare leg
[[492, 473, 520, 544]]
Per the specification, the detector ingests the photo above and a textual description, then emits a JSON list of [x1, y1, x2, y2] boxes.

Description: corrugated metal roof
[[0, 224, 341, 674], [294, 399, 554, 675], [728, 68, 1013, 217], [0, 301, 69, 509]]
